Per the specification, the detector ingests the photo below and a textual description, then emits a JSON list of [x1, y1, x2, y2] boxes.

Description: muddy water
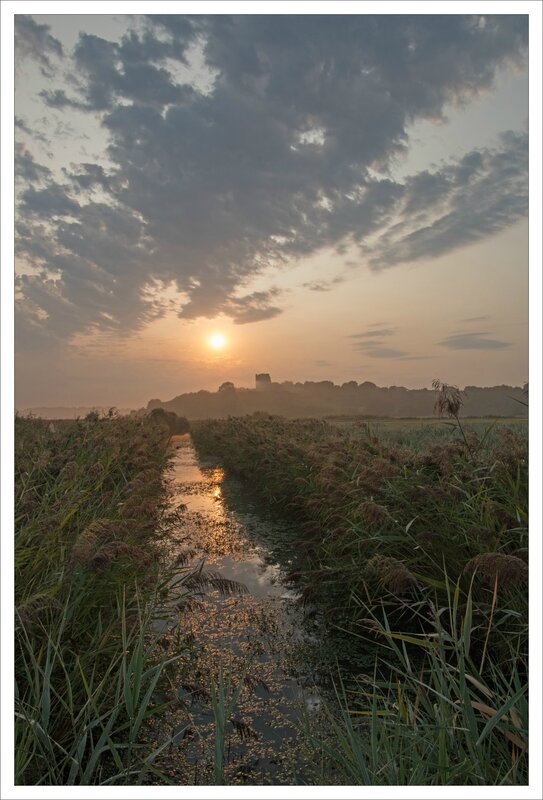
[[155, 434, 327, 786]]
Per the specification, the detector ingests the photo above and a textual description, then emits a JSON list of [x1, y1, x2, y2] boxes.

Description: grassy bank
[[192, 413, 529, 784], [15, 412, 182, 785]]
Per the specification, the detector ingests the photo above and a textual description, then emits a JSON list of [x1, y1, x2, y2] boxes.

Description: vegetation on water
[[191, 385, 529, 784]]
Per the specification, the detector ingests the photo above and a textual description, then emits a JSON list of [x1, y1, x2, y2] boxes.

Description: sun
[[208, 333, 227, 350]]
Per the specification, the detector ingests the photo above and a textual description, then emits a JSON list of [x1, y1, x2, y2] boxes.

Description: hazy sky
[[13, 11, 529, 408]]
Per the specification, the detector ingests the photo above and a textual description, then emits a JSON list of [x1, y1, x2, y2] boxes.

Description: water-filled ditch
[[153, 434, 328, 785]]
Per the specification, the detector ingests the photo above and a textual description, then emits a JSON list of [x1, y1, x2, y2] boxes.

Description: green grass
[[209, 664, 246, 785], [310, 587, 527, 785], [14, 412, 185, 785], [326, 416, 528, 452]]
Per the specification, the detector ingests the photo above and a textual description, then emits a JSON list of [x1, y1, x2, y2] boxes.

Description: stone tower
[[255, 373, 271, 390]]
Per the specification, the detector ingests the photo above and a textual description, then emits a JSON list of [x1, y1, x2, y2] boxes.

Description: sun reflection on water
[[158, 437, 324, 784]]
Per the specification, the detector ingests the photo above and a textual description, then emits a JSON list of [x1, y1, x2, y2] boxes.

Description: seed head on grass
[[358, 500, 388, 527], [432, 378, 464, 419], [432, 378, 476, 457], [69, 519, 117, 567], [366, 555, 419, 595], [16, 594, 62, 631], [89, 541, 134, 572], [463, 552, 528, 590]]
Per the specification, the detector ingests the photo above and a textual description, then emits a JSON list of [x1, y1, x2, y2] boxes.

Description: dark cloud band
[[438, 331, 511, 350]]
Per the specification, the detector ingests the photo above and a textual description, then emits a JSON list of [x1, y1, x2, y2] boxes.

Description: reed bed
[[15, 405, 528, 785], [15, 412, 182, 785], [192, 410, 528, 784]]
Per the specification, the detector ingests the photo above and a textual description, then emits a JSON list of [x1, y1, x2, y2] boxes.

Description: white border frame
[[2, 3, 541, 799]]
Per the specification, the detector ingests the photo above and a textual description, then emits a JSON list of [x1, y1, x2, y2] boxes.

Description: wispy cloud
[[15, 15, 63, 77], [365, 131, 527, 270], [348, 326, 431, 360], [438, 331, 511, 350], [351, 341, 433, 360], [302, 276, 344, 292], [349, 328, 397, 339], [355, 344, 409, 359]]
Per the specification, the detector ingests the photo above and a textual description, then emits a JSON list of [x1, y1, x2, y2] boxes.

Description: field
[[14, 409, 529, 785]]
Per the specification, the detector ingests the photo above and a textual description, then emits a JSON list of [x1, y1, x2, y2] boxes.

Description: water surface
[[154, 434, 326, 785]]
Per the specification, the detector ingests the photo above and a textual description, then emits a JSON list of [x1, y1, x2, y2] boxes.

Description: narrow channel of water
[[154, 434, 327, 785]]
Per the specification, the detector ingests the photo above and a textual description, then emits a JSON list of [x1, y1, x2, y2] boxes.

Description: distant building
[[255, 373, 271, 390]]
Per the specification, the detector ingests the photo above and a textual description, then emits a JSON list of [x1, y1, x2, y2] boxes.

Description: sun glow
[[209, 333, 227, 350]]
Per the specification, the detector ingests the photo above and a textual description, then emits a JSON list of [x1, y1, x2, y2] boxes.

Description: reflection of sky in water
[[170, 446, 223, 485], [158, 437, 324, 784], [206, 554, 293, 598], [168, 440, 297, 571]]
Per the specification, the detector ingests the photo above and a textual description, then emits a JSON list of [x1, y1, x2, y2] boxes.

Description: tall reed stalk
[[209, 664, 245, 785]]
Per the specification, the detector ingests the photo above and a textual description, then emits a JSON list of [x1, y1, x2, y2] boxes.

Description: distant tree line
[[147, 380, 528, 420]]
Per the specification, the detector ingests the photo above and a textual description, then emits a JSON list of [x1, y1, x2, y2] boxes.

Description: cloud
[[349, 326, 407, 358], [15, 145, 52, 183], [65, 163, 113, 193], [357, 345, 410, 359], [231, 305, 283, 325], [176, 286, 284, 325], [438, 331, 511, 350], [348, 325, 432, 360], [15, 15, 63, 76], [349, 328, 397, 339], [15, 117, 50, 145], [42, 28, 198, 111], [15, 15, 528, 349], [365, 131, 528, 268], [20, 183, 81, 217], [302, 276, 344, 292], [228, 288, 284, 325]]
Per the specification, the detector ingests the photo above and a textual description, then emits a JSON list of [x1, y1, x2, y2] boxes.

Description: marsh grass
[[191, 414, 527, 642], [14, 412, 188, 784], [16, 408, 527, 785], [192, 411, 528, 784], [15, 595, 183, 785], [209, 664, 246, 784], [310, 584, 528, 785]]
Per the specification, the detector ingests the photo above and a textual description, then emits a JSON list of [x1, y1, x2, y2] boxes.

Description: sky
[[12, 8, 531, 409]]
